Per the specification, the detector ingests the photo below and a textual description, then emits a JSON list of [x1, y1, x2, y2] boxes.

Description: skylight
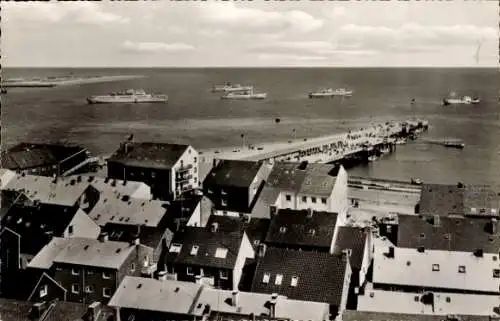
[[215, 247, 228, 259], [291, 276, 299, 287], [262, 273, 270, 283], [279, 227, 287, 233], [275, 274, 283, 285], [190, 245, 199, 256], [169, 243, 182, 253]]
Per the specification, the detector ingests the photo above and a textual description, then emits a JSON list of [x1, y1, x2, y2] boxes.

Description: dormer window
[[215, 248, 228, 259], [291, 276, 298, 287], [458, 265, 466, 273], [71, 268, 80, 276], [170, 243, 182, 253], [308, 229, 316, 236], [285, 195, 291, 201], [275, 274, 283, 285], [39, 285, 48, 298], [302, 196, 307, 203], [190, 245, 199, 256], [221, 199, 227, 207], [262, 273, 270, 283], [279, 226, 287, 233], [321, 198, 327, 204], [186, 267, 194, 275], [432, 264, 440, 272], [221, 189, 227, 195], [493, 269, 500, 278], [419, 233, 425, 239], [311, 197, 317, 204]]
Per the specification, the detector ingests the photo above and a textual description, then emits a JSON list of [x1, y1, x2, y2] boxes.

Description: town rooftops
[[108, 276, 205, 317], [2, 173, 89, 206], [333, 226, 369, 270], [87, 175, 151, 199], [265, 209, 338, 249], [204, 159, 265, 188], [267, 162, 340, 197], [107, 142, 190, 170], [205, 215, 271, 248], [397, 214, 500, 253], [1, 143, 88, 170], [251, 247, 349, 306], [167, 227, 246, 269], [0, 298, 99, 321], [88, 193, 168, 227], [28, 237, 136, 270], [342, 310, 500, 321]]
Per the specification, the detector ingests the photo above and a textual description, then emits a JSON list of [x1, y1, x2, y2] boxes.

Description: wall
[[186, 202, 202, 227], [233, 233, 255, 291], [295, 193, 330, 212], [277, 190, 298, 210], [28, 272, 66, 302], [359, 231, 372, 287], [172, 146, 199, 199], [337, 259, 352, 318], [330, 166, 349, 222], [0, 229, 20, 297]]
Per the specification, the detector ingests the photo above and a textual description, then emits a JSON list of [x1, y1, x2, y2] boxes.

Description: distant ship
[[309, 88, 353, 98], [212, 82, 253, 93], [443, 141, 465, 149], [221, 89, 267, 100], [86, 89, 168, 104], [442, 92, 480, 105]]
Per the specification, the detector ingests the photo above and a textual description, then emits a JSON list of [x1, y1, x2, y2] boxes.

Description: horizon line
[[3, 65, 499, 69]]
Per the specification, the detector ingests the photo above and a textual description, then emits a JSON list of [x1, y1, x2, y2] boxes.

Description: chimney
[[387, 246, 395, 258], [195, 275, 202, 284], [98, 232, 108, 242], [433, 215, 440, 227], [269, 293, 278, 318], [258, 243, 267, 258], [210, 222, 219, 233], [307, 208, 314, 218], [86, 302, 101, 321], [232, 290, 239, 307], [30, 302, 46, 319], [490, 218, 498, 234], [158, 270, 167, 281]]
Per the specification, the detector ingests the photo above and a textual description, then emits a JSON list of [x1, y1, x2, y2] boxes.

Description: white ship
[[212, 82, 253, 93], [221, 89, 267, 100], [86, 89, 168, 104], [309, 88, 353, 98], [442, 92, 480, 105]]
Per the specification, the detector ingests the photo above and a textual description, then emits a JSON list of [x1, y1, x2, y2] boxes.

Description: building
[[357, 283, 500, 316], [1, 143, 93, 177], [203, 159, 272, 215], [373, 215, 500, 294], [165, 227, 255, 290], [108, 276, 330, 321], [250, 246, 351, 318], [417, 183, 500, 218], [333, 226, 373, 309], [107, 142, 199, 200], [266, 162, 348, 218], [26, 236, 142, 304], [264, 208, 339, 253], [205, 215, 271, 249], [341, 310, 500, 321]]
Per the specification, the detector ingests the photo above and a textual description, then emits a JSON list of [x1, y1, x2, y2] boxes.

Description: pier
[[200, 119, 429, 165]]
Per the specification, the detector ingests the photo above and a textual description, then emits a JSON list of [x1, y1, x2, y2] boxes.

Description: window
[[311, 197, 316, 203], [194, 178, 197, 183], [419, 233, 425, 239], [308, 228, 316, 235], [275, 274, 283, 285], [87, 270, 94, 276], [130, 263, 136, 272], [279, 226, 287, 233], [254, 240, 260, 246], [221, 199, 227, 207], [56, 267, 63, 271], [215, 248, 228, 259], [71, 268, 80, 276], [102, 272, 111, 279], [68, 225, 74, 235], [103, 288, 112, 298], [302, 196, 307, 203], [493, 269, 500, 278], [220, 270, 229, 280], [71, 284, 80, 294], [207, 189, 213, 195], [190, 245, 199, 256], [194, 157, 197, 162], [186, 267, 194, 275], [262, 273, 270, 283], [285, 195, 291, 201], [458, 265, 466, 273], [39, 285, 48, 298], [432, 264, 440, 272], [151, 172, 156, 178], [170, 243, 182, 253], [291, 276, 299, 287], [85, 285, 94, 293], [321, 198, 327, 204]]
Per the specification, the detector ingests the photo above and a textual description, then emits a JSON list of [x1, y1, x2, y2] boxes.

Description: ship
[[86, 89, 168, 104], [221, 89, 267, 100], [442, 92, 480, 105], [443, 141, 465, 149], [212, 82, 253, 93], [411, 177, 423, 185], [308, 88, 353, 98]]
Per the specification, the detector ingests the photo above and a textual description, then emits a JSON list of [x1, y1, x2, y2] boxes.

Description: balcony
[[177, 164, 193, 172], [141, 263, 158, 276], [176, 174, 193, 183]]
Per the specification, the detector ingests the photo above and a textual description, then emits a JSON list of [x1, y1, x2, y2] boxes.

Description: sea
[[2, 67, 500, 185]]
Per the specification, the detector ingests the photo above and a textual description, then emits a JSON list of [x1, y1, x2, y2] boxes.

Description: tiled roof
[[203, 160, 264, 188], [87, 176, 151, 199], [397, 214, 500, 253], [108, 276, 204, 316], [342, 310, 500, 321], [167, 227, 244, 269], [265, 209, 338, 249], [463, 185, 500, 216], [333, 226, 368, 269], [30, 237, 136, 270], [205, 215, 271, 248], [251, 247, 349, 306], [0, 168, 16, 188], [107, 142, 189, 169]]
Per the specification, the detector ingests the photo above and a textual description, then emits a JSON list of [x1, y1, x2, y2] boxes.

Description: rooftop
[[203, 159, 265, 188], [0, 298, 96, 321], [342, 310, 500, 321], [167, 227, 245, 269], [265, 209, 338, 249], [251, 247, 349, 306], [397, 214, 500, 253], [29, 237, 136, 270], [87, 175, 151, 199], [205, 215, 271, 248], [333, 226, 369, 269], [107, 142, 190, 170], [0, 168, 16, 188]]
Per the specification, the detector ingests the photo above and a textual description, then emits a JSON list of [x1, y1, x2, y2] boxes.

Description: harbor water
[[2, 67, 500, 185]]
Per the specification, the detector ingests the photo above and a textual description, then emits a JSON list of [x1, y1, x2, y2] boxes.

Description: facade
[[26, 236, 142, 304], [203, 159, 272, 215], [107, 142, 199, 200], [165, 227, 255, 290]]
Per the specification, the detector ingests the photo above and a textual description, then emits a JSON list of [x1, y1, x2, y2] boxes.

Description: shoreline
[[3, 75, 146, 88]]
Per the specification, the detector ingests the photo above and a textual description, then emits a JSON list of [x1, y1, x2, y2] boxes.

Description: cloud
[[331, 7, 347, 17], [3, 3, 129, 25], [257, 53, 329, 62], [122, 41, 195, 54]]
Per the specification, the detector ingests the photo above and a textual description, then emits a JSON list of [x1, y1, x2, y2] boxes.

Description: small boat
[[309, 88, 353, 98], [367, 155, 378, 162], [411, 177, 423, 185], [212, 82, 253, 93], [442, 92, 480, 105], [86, 89, 168, 104], [444, 141, 465, 149], [221, 89, 267, 100]]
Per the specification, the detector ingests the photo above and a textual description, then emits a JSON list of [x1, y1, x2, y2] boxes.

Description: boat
[[443, 141, 465, 149], [442, 92, 480, 105], [86, 89, 168, 104], [309, 88, 353, 98], [367, 155, 378, 162], [411, 177, 423, 185], [212, 82, 253, 93], [221, 89, 267, 100]]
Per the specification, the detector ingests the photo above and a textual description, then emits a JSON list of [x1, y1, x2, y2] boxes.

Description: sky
[[2, 1, 499, 67]]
